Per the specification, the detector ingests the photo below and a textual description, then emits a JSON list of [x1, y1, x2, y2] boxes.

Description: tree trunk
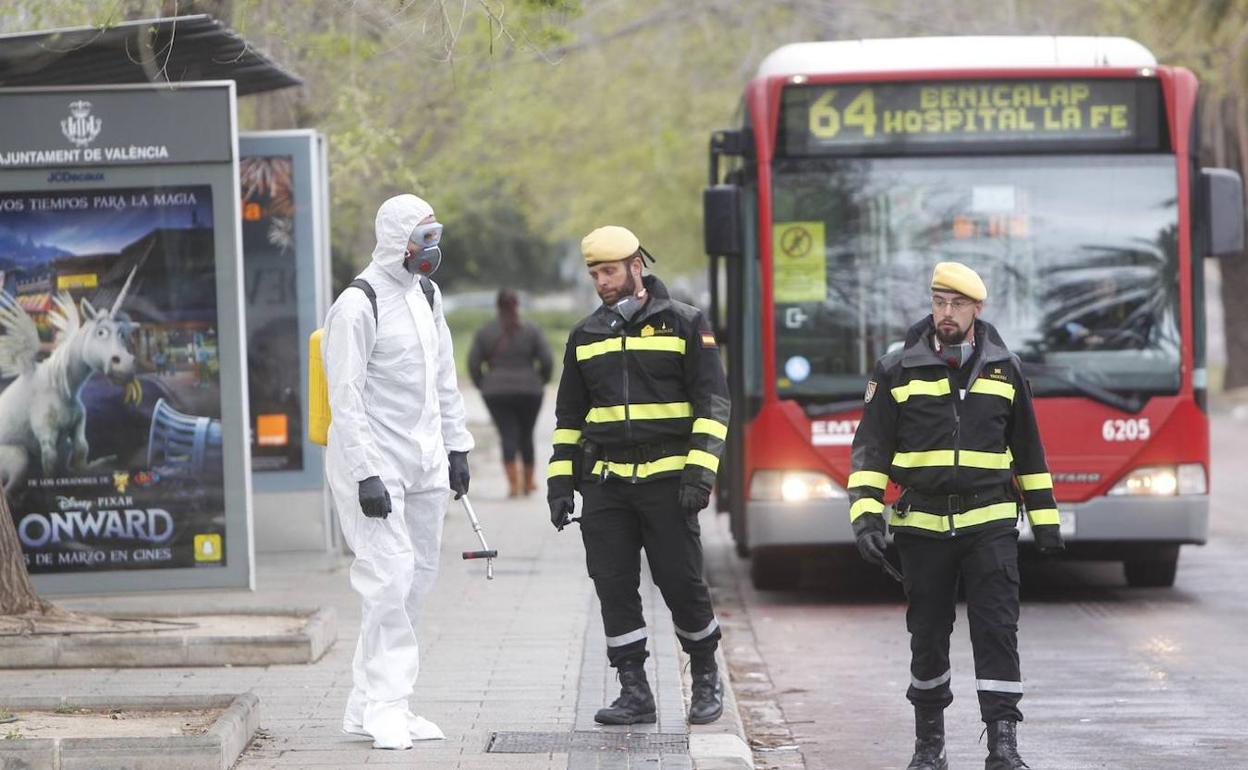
[[0, 490, 44, 615]]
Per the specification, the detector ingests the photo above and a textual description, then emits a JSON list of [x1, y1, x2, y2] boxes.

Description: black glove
[[678, 484, 710, 516], [358, 476, 391, 519], [448, 451, 470, 499], [549, 495, 575, 531], [1033, 524, 1065, 556], [852, 512, 888, 566]]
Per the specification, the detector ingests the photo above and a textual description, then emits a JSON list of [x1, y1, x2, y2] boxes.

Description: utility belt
[[896, 484, 1017, 517], [579, 438, 689, 483]]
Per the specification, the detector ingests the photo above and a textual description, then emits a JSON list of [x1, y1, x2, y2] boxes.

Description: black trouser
[[482, 393, 543, 464], [895, 526, 1023, 723], [579, 477, 720, 667]]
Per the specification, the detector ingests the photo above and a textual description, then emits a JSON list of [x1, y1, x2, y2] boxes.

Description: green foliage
[[8, 0, 1248, 292]]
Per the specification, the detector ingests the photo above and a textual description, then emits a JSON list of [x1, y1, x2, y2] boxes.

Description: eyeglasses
[[931, 297, 976, 311]]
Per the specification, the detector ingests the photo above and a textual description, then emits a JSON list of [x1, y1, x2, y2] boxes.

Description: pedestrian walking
[[546, 225, 731, 725], [322, 193, 473, 750], [468, 289, 553, 497], [849, 261, 1064, 770]]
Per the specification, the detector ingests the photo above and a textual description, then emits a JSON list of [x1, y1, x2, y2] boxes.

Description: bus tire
[[751, 548, 801, 590], [1124, 555, 1178, 588]]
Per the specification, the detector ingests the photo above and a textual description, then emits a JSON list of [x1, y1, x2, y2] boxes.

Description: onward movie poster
[[0, 186, 226, 573], [241, 155, 302, 473]]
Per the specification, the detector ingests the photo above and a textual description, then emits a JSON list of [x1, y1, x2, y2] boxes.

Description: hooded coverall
[[323, 194, 473, 748]]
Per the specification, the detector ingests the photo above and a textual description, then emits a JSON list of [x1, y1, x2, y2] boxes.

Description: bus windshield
[[769, 154, 1180, 401]]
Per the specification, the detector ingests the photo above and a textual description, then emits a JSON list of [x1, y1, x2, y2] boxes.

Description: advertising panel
[[0, 186, 228, 573], [241, 153, 302, 473], [0, 82, 252, 591], [239, 131, 329, 494]]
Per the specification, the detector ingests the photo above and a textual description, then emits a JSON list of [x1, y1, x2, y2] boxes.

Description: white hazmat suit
[[323, 194, 473, 750]]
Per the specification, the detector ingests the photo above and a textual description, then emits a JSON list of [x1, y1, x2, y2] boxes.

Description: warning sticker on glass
[[773, 221, 827, 303]]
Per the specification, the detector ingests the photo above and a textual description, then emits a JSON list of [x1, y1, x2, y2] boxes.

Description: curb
[[0, 606, 335, 669], [686, 647, 755, 769], [0, 692, 260, 770]]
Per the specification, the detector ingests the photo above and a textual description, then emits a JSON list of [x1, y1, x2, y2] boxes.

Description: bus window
[[769, 153, 1180, 401]]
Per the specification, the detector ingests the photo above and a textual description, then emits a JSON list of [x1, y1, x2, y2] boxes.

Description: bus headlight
[[1108, 464, 1206, 496], [749, 470, 847, 502]]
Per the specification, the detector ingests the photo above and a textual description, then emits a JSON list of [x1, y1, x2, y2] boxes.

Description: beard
[[600, 270, 637, 305], [935, 320, 969, 346]]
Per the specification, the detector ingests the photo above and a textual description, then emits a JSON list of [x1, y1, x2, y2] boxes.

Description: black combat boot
[[594, 662, 656, 725], [985, 720, 1030, 770], [688, 654, 723, 724], [906, 706, 948, 770]]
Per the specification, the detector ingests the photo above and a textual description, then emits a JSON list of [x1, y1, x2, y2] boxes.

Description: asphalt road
[[708, 413, 1248, 770]]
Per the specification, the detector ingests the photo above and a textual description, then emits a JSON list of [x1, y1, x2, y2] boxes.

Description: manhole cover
[[486, 731, 689, 754]]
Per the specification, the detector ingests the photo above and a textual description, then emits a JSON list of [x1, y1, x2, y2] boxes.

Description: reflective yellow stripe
[[1028, 508, 1061, 526], [592, 454, 687, 479], [892, 450, 955, 468], [960, 450, 1013, 470], [1018, 472, 1053, 491], [552, 428, 582, 446], [627, 337, 686, 354], [576, 338, 622, 361], [850, 497, 885, 521], [692, 418, 728, 440], [969, 378, 1015, 402], [686, 449, 719, 473], [587, 402, 692, 423], [848, 470, 889, 489], [547, 460, 573, 478], [888, 501, 1018, 532], [632, 402, 692, 419], [892, 449, 1011, 470], [576, 336, 687, 361], [891, 378, 951, 403]]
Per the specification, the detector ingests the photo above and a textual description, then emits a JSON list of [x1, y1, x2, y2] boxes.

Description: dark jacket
[[848, 316, 1062, 542], [546, 275, 730, 497], [468, 318, 553, 397]]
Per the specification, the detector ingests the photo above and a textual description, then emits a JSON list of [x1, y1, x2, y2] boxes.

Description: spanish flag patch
[[700, 330, 717, 348]]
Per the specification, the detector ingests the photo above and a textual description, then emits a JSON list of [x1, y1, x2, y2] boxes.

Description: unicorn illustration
[[0, 267, 141, 491]]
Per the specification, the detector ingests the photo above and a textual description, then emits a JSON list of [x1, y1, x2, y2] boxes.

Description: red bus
[[703, 36, 1244, 589]]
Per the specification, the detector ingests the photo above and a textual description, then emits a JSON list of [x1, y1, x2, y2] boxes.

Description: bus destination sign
[[782, 79, 1164, 155]]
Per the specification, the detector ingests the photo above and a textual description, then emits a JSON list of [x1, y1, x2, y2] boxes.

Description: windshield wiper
[[1019, 362, 1144, 413]]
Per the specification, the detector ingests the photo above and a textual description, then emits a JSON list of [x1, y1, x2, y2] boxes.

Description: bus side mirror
[[1202, 167, 1244, 258], [704, 184, 742, 258]]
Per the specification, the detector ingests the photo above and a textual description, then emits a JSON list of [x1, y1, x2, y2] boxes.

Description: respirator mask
[[404, 221, 444, 276]]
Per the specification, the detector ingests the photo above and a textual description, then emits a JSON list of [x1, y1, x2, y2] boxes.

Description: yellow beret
[[582, 225, 640, 265], [931, 261, 987, 301]]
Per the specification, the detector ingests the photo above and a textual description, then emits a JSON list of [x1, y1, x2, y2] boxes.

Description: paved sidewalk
[[0, 388, 750, 769]]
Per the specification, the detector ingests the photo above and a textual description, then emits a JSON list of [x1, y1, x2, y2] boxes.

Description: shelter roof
[[0, 14, 300, 95]]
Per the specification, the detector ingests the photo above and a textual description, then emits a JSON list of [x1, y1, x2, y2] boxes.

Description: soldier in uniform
[[849, 262, 1063, 770], [547, 226, 731, 725]]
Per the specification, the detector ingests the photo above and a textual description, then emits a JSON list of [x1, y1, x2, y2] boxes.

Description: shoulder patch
[[988, 365, 1009, 382], [699, 330, 717, 348], [864, 380, 878, 403]]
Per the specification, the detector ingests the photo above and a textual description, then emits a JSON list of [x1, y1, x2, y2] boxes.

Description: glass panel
[[770, 154, 1180, 400]]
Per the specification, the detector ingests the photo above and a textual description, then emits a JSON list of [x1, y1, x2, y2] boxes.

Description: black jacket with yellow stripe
[[546, 275, 730, 497], [848, 317, 1061, 542]]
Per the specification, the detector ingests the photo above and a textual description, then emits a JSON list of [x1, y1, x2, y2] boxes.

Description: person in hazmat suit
[[323, 194, 474, 750]]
